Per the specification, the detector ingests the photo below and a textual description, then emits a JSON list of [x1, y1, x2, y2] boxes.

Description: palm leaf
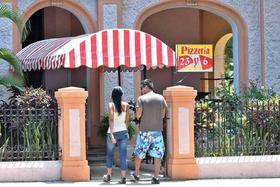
[[0, 75, 24, 87], [0, 4, 30, 42], [0, 48, 24, 79]]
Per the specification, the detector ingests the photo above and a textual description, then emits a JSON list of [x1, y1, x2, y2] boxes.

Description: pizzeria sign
[[176, 44, 213, 72]]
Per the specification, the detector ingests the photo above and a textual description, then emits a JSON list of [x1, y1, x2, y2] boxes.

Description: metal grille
[[0, 106, 59, 161], [195, 99, 280, 157]]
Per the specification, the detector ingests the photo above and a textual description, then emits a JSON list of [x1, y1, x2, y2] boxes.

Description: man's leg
[[148, 131, 165, 184], [132, 132, 149, 181], [154, 158, 161, 178], [134, 156, 142, 177]]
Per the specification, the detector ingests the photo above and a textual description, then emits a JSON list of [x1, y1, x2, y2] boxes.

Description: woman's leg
[[106, 134, 115, 176], [118, 133, 128, 178]]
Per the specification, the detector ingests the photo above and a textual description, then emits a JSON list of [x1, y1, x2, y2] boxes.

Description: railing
[[0, 106, 59, 161], [195, 99, 280, 157]]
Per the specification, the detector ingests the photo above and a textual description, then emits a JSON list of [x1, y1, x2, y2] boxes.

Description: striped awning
[[17, 29, 175, 71]]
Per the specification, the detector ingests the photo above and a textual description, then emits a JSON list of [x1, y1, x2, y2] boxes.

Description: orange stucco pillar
[[55, 87, 90, 181], [163, 85, 198, 180]]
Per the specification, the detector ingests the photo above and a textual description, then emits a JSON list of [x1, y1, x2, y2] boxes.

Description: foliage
[[15, 87, 53, 109], [224, 38, 233, 79], [0, 108, 58, 161], [0, 87, 58, 161], [98, 113, 136, 140], [22, 120, 57, 160], [98, 114, 109, 138], [0, 87, 54, 110], [0, 49, 24, 87], [195, 80, 280, 157], [0, 4, 30, 42], [0, 3, 30, 88]]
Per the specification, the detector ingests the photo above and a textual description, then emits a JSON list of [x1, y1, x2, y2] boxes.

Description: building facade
[[0, 0, 279, 146]]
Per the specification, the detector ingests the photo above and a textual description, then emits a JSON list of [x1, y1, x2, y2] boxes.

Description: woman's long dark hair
[[111, 86, 123, 115]]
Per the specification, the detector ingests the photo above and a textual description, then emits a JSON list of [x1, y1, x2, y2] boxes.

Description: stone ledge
[[196, 155, 280, 178], [0, 161, 62, 181]]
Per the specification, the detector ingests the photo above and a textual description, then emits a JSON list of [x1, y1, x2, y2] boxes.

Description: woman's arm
[[108, 103, 116, 143], [125, 103, 130, 129]]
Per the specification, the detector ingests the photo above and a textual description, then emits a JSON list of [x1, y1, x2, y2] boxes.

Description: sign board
[[176, 44, 213, 72]]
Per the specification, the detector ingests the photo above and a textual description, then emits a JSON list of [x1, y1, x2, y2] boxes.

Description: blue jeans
[[106, 130, 128, 170]]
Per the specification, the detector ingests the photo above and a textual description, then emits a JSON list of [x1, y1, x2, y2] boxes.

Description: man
[[131, 79, 167, 184]]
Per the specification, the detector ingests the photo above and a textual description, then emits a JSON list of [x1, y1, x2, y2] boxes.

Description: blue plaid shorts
[[133, 131, 165, 159]]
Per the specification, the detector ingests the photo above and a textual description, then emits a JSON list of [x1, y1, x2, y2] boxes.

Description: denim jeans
[[106, 130, 128, 170]]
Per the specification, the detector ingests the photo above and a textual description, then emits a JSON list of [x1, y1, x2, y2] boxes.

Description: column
[[163, 85, 198, 179], [55, 87, 90, 181]]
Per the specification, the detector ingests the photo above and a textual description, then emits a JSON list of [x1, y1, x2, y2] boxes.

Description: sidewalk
[[1, 178, 280, 187], [1, 164, 280, 186]]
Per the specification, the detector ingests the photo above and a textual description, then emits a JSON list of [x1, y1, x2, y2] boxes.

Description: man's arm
[[136, 107, 142, 120], [161, 98, 168, 118], [136, 98, 143, 120]]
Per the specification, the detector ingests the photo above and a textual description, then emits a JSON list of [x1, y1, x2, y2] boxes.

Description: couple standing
[[103, 79, 167, 184]]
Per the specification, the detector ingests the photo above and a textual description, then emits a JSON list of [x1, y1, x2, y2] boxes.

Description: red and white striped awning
[[17, 29, 175, 71]]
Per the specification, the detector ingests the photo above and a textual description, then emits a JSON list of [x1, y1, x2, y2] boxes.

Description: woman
[[103, 86, 130, 184]]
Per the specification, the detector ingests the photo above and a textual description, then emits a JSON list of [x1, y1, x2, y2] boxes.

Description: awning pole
[[143, 66, 147, 79], [118, 67, 121, 86], [67, 69, 71, 86]]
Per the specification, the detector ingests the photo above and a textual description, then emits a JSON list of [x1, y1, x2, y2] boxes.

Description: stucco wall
[[103, 4, 119, 112], [264, 0, 280, 93], [77, 0, 98, 21], [220, 0, 262, 83], [18, 0, 97, 32]]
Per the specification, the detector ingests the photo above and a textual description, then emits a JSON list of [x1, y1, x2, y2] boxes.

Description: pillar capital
[[163, 86, 197, 102], [55, 87, 88, 102]]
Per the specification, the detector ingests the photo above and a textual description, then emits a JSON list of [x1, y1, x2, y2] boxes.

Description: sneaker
[[118, 177, 126, 184], [130, 172, 140, 182], [102, 174, 111, 182], [151, 177, 160, 184]]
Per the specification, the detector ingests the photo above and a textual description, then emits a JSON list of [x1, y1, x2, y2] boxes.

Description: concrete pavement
[[1, 164, 280, 186], [1, 178, 280, 187]]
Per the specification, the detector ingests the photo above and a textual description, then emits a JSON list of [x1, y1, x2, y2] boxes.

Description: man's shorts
[[133, 131, 165, 159]]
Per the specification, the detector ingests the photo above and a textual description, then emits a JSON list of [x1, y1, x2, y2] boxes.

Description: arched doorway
[[134, 0, 248, 96], [21, 1, 100, 148], [138, 8, 231, 97], [214, 33, 233, 96], [23, 7, 86, 91]]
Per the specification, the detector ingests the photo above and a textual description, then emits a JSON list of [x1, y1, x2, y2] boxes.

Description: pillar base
[[61, 161, 90, 181], [167, 158, 198, 179]]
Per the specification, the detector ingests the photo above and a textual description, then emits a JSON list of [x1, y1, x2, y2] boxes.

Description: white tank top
[[107, 103, 127, 133]]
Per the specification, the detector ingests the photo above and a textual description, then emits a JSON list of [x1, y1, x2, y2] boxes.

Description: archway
[[21, 1, 100, 148], [22, 0, 96, 34], [23, 7, 86, 91], [134, 0, 248, 95], [213, 33, 233, 95]]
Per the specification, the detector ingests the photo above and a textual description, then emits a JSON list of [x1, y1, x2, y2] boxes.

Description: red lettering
[[181, 46, 188, 54]]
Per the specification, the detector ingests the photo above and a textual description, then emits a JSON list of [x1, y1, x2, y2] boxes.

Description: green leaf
[[0, 48, 24, 78], [0, 4, 30, 42], [0, 75, 24, 87]]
